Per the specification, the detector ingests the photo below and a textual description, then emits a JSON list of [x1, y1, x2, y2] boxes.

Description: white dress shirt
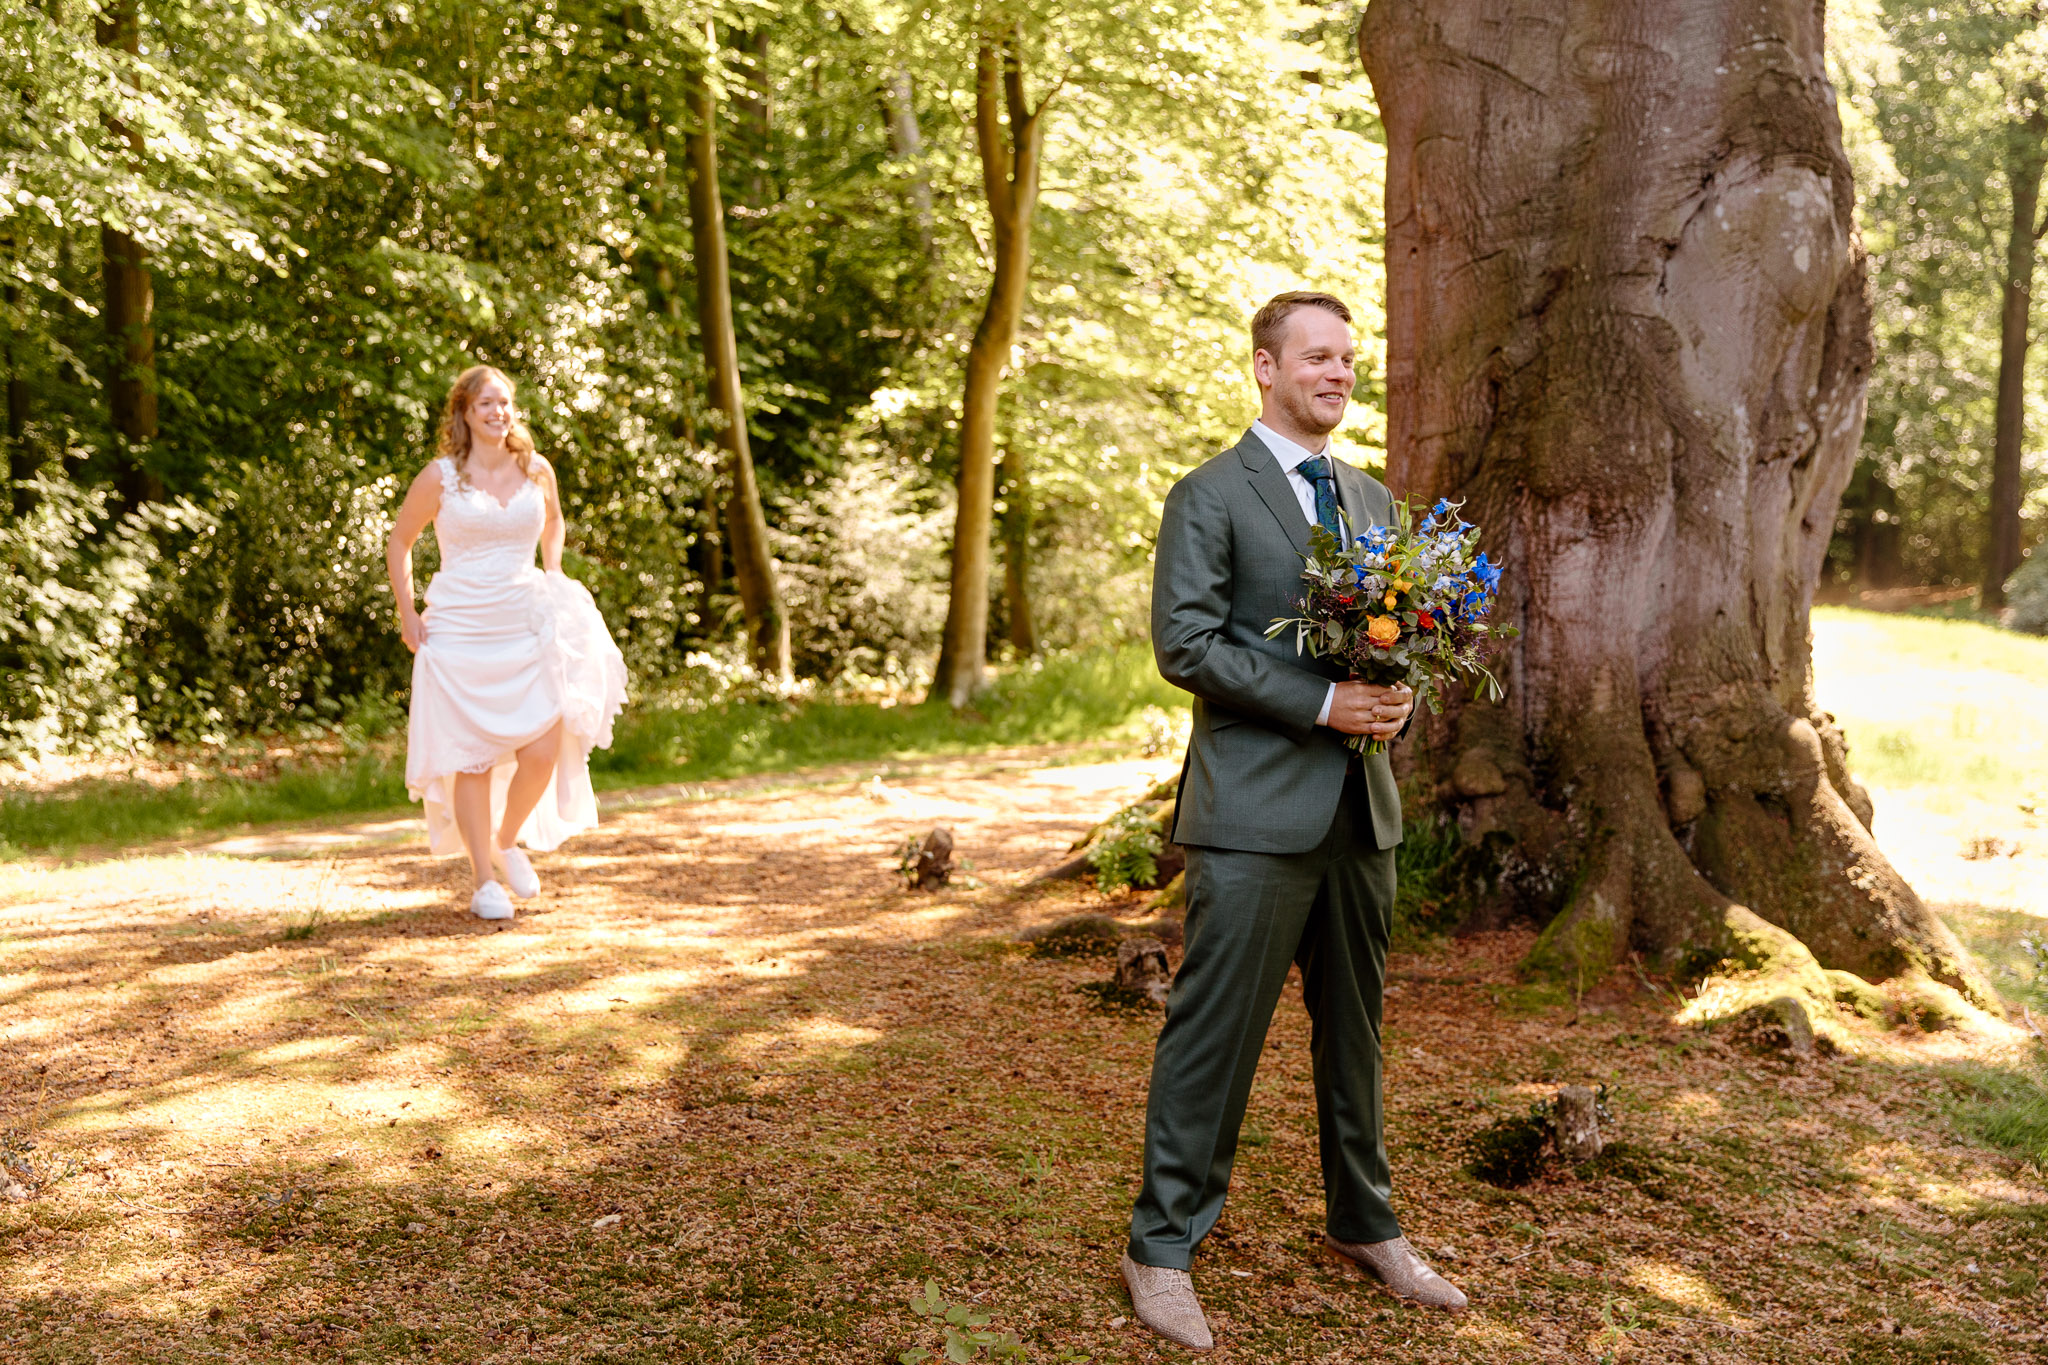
[[1248, 420, 1340, 727]]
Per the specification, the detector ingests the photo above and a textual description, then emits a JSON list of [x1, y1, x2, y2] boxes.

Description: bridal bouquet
[[1267, 498, 1517, 754]]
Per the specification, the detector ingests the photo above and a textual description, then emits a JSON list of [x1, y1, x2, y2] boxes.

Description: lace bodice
[[432, 455, 543, 579]]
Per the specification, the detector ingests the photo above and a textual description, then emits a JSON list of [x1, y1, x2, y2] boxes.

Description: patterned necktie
[[1297, 455, 1343, 540]]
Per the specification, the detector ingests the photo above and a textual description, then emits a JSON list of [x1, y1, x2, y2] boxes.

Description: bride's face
[[468, 377, 515, 444]]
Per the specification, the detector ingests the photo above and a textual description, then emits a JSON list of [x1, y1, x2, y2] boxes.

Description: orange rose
[[1366, 615, 1400, 647]]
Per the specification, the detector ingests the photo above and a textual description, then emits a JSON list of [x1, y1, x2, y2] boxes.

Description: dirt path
[[2, 759, 2044, 1363]]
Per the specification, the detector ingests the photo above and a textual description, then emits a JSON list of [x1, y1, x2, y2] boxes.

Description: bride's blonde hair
[[437, 364, 536, 481]]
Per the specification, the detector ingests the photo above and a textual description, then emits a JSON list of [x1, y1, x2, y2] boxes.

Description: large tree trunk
[[97, 0, 159, 504], [931, 33, 1045, 708], [1361, 0, 1989, 1004], [684, 40, 791, 682], [1984, 106, 2045, 610]]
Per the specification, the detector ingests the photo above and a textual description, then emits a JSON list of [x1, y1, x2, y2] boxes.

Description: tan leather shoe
[[1326, 1235, 1468, 1310], [1120, 1251, 1215, 1351]]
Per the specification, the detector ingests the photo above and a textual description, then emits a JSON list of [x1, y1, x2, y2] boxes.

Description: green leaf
[[943, 1329, 975, 1363]]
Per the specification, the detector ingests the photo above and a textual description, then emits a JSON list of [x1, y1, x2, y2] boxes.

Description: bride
[[385, 365, 628, 920]]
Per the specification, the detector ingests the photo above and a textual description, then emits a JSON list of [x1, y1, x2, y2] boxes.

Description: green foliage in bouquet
[[1267, 498, 1519, 753]]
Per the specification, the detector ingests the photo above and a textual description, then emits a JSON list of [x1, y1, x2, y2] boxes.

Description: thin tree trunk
[[880, 70, 935, 253], [997, 452, 1036, 654], [1984, 106, 2045, 609], [931, 34, 1046, 708], [3, 228, 33, 515], [736, 27, 772, 210], [96, 0, 159, 502], [683, 36, 790, 682], [1362, 0, 1988, 1004]]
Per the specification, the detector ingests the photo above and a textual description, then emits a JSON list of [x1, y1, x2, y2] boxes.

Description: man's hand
[[1326, 681, 1413, 741]]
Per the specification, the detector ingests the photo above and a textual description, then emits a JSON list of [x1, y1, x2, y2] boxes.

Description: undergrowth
[[0, 647, 1178, 854]]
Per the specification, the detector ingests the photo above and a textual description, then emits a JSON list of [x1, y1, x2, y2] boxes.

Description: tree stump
[[1115, 937, 1172, 1006], [1551, 1085, 1604, 1163], [908, 827, 954, 891]]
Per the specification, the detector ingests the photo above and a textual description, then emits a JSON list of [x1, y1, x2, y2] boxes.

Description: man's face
[[1255, 307, 1355, 437]]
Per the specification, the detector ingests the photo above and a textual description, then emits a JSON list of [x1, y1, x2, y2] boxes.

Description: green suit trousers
[[1128, 768, 1401, 1268]]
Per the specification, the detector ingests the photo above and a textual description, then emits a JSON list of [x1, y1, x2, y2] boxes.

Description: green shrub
[[2006, 553, 2048, 635], [0, 476, 189, 759], [1086, 807, 1162, 892]]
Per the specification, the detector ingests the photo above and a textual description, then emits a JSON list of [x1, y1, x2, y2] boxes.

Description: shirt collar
[[1250, 419, 1332, 475]]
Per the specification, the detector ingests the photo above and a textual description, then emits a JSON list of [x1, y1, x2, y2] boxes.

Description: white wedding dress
[[405, 455, 628, 855]]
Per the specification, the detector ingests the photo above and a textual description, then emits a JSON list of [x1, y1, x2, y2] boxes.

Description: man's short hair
[[1251, 291, 1353, 360]]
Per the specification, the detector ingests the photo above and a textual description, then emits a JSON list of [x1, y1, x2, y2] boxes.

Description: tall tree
[[931, 27, 1049, 707], [95, 0, 159, 503], [996, 451, 1035, 653], [684, 27, 791, 682], [3, 226, 30, 513], [1362, 0, 1989, 1001], [1984, 22, 2048, 607], [1830, 1, 2048, 594]]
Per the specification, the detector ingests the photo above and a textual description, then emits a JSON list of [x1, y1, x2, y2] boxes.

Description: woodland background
[[0, 0, 2044, 758]]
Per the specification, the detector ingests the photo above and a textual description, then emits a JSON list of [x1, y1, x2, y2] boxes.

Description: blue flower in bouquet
[[1268, 496, 1520, 756]]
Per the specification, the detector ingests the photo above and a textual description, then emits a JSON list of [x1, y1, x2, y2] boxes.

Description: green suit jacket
[[1153, 428, 1404, 854]]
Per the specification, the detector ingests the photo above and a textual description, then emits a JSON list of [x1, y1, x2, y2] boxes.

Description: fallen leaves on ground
[[0, 755, 2042, 1364]]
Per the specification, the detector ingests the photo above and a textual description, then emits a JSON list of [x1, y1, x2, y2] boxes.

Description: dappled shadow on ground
[[2, 757, 2045, 1364]]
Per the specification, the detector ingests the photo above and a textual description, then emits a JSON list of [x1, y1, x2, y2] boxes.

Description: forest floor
[[2, 744, 2046, 1365]]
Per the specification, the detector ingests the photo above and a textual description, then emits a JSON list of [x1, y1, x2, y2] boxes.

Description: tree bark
[[880, 69, 935, 254], [997, 452, 1037, 653], [931, 33, 1046, 708], [3, 228, 33, 515], [1362, 0, 1989, 1004], [735, 26, 773, 210], [1984, 105, 2045, 610], [97, 0, 159, 503], [683, 38, 790, 682]]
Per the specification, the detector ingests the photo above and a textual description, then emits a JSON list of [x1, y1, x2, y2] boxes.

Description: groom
[[1120, 291, 1466, 1350]]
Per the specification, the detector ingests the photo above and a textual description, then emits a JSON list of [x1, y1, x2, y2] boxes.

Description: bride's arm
[[386, 463, 443, 652], [535, 457, 565, 573]]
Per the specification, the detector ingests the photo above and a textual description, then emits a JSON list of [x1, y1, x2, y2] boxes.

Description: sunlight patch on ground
[[1623, 1261, 1753, 1327], [1811, 610, 2047, 920], [725, 1016, 884, 1068], [1668, 1090, 1727, 1119], [538, 966, 728, 1017], [1452, 1316, 1542, 1351], [1867, 788, 2047, 918]]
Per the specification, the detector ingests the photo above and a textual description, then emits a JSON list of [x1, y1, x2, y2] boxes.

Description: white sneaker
[[497, 845, 540, 898], [470, 882, 515, 921]]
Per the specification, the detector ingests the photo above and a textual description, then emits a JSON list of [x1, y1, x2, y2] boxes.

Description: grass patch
[[1942, 903, 2048, 1017], [0, 647, 1179, 855], [0, 753, 409, 855], [1811, 606, 2048, 803], [1813, 604, 2048, 679], [1945, 1065, 2048, 1168]]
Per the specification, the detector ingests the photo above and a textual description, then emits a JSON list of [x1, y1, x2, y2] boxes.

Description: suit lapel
[[1236, 430, 1311, 546]]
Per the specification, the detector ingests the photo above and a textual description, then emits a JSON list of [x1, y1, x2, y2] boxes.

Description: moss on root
[[1676, 908, 1846, 1056]]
